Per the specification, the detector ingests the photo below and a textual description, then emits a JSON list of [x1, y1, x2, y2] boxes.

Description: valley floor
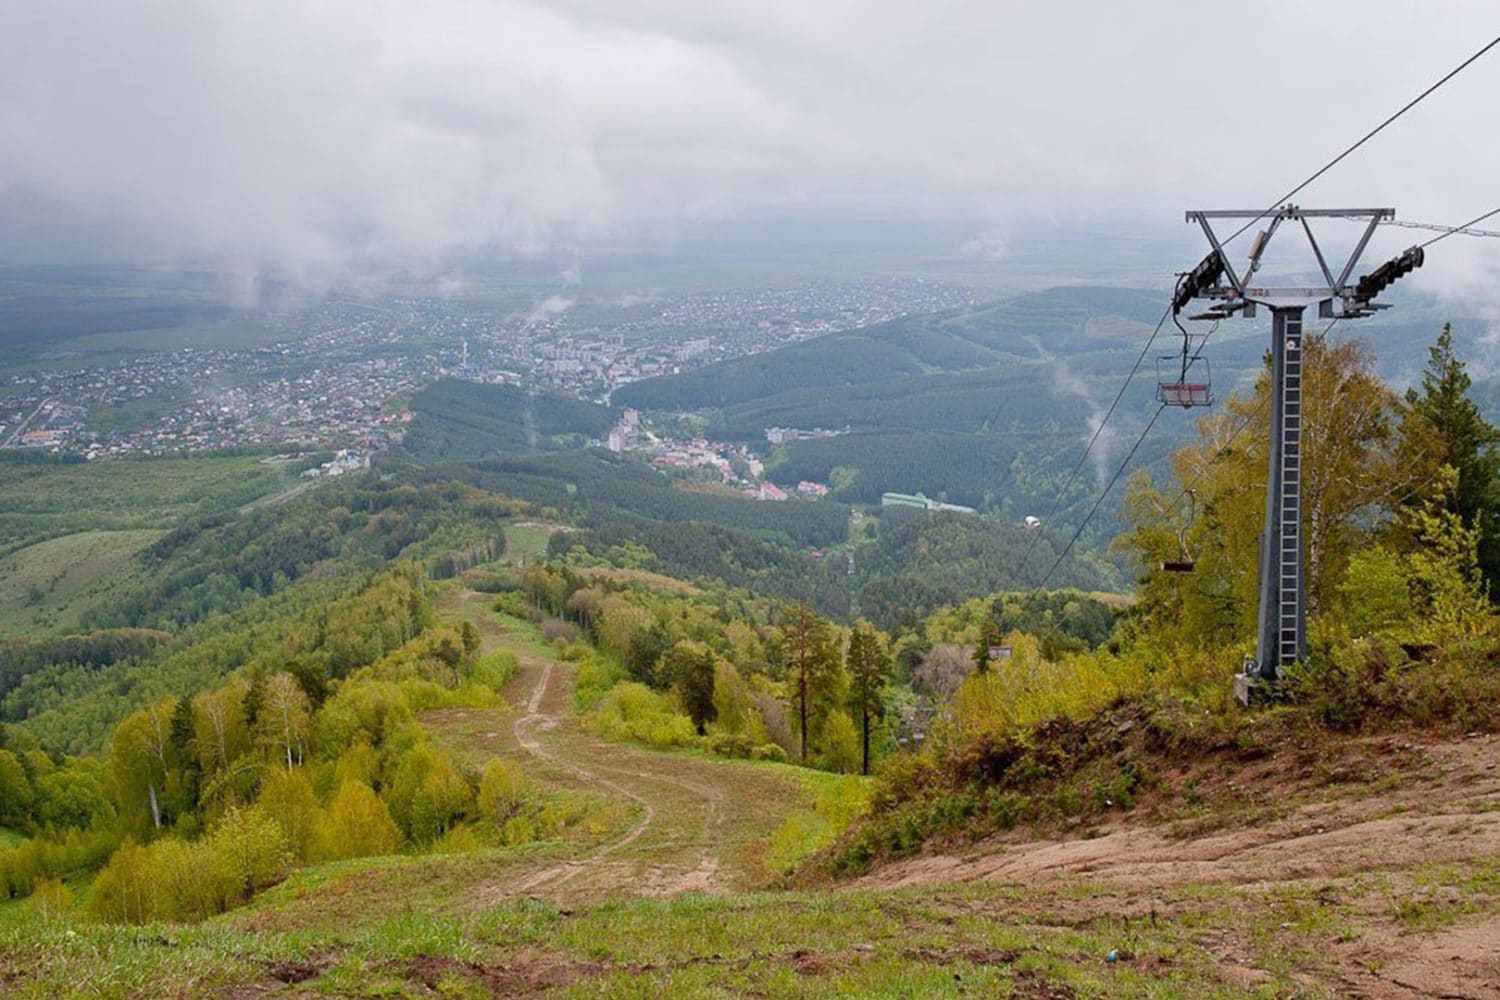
[[5, 594, 1500, 998]]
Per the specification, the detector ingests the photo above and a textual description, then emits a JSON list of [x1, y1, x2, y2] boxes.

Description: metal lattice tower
[[1174, 206, 1421, 703], [1262, 307, 1305, 670]]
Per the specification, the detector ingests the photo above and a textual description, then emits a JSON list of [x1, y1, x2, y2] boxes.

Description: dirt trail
[[424, 594, 804, 906], [854, 732, 1500, 999], [856, 734, 1500, 893], [505, 654, 717, 897], [430, 592, 1500, 996]]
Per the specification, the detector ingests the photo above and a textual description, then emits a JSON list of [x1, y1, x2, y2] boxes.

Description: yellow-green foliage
[[586, 682, 699, 749], [950, 632, 1153, 741], [333, 739, 381, 788], [765, 775, 870, 874], [573, 655, 628, 710], [468, 650, 519, 691], [24, 876, 73, 926], [814, 710, 860, 774], [315, 680, 416, 754], [256, 767, 320, 861], [711, 660, 765, 741], [477, 759, 526, 821], [1338, 471, 1494, 645], [87, 806, 290, 924], [312, 780, 402, 862], [0, 827, 118, 898], [383, 743, 473, 843], [433, 823, 481, 855], [0, 750, 33, 827]]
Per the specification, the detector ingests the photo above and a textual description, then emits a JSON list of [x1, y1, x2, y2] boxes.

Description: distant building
[[796, 481, 830, 497], [880, 491, 975, 514], [766, 425, 849, 445]]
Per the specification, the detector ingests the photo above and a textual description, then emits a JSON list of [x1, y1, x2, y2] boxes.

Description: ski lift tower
[[1174, 206, 1423, 705]]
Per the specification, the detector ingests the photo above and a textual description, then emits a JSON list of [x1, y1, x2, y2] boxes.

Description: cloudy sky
[[1, 1, 1496, 291]]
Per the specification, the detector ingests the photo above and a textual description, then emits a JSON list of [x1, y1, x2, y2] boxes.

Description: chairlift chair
[[1159, 300, 1215, 408], [1159, 489, 1198, 573], [1156, 354, 1213, 408]]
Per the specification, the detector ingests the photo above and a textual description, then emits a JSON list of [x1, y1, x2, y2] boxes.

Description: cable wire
[[1222, 34, 1500, 247], [1157, 318, 1340, 529], [1375, 213, 1500, 241], [1419, 206, 1500, 249], [1024, 403, 1167, 604], [1006, 34, 1499, 608], [1009, 300, 1173, 583]]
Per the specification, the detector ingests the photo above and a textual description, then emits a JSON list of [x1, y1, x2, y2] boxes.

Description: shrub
[[477, 760, 527, 821], [26, 877, 73, 925], [434, 824, 482, 855], [0, 828, 119, 899], [469, 651, 519, 691], [206, 806, 291, 905], [815, 711, 861, 774], [574, 657, 628, 711], [586, 681, 698, 749], [256, 768, 319, 861], [384, 745, 473, 843], [86, 808, 290, 925], [708, 733, 756, 759], [540, 618, 579, 643], [750, 743, 790, 763], [313, 780, 403, 861]]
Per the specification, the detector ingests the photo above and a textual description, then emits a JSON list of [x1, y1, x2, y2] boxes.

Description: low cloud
[[525, 295, 575, 325], [1, 1, 1497, 298]]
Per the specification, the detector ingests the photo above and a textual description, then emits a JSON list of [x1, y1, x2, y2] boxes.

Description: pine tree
[[242, 673, 266, 731], [786, 606, 843, 762], [169, 696, 200, 813], [845, 620, 892, 775], [972, 619, 1002, 675], [1405, 323, 1500, 594]]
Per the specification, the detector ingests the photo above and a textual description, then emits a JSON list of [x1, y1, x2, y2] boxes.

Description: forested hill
[[613, 285, 1165, 413], [402, 379, 613, 460]]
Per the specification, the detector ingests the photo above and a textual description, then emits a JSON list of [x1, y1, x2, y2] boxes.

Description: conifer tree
[[169, 696, 200, 813], [785, 606, 843, 762], [1405, 323, 1500, 594], [845, 620, 892, 775]]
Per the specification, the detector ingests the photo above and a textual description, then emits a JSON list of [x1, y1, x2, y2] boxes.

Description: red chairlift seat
[[1157, 382, 1213, 407], [1156, 355, 1213, 408]]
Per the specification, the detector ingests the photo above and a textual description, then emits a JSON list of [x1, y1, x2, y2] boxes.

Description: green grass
[[504, 522, 556, 564], [0, 529, 159, 636], [0, 879, 1336, 999], [0, 455, 291, 553]]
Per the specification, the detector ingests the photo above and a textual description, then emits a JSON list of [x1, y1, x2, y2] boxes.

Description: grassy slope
[[0, 456, 292, 553], [0, 529, 158, 637], [0, 456, 297, 636]]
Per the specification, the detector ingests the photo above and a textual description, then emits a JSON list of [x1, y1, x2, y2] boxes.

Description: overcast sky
[[1, 1, 1496, 295]]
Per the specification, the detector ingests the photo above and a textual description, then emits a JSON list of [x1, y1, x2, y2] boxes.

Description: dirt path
[[423, 592, 812, 906], [853, 732, 1500, 999]]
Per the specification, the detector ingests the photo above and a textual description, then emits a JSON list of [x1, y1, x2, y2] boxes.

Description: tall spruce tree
[[1406, 323, 1500, 594]]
